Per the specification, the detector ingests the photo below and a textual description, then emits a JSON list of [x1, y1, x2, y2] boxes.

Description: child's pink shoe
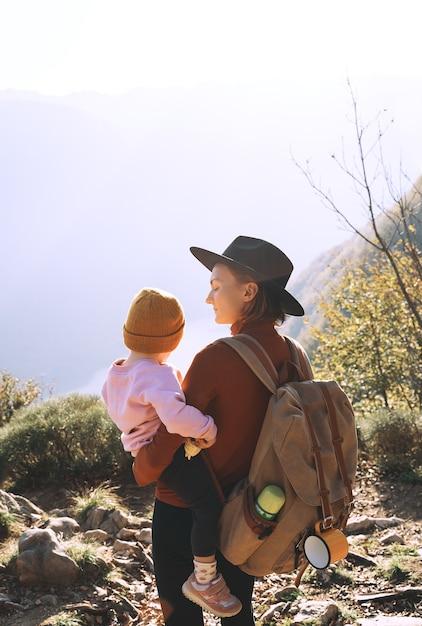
[[182, 572, 242, 618]]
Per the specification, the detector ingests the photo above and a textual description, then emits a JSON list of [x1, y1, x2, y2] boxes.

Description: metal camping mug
[[303, 521, 349, 569]]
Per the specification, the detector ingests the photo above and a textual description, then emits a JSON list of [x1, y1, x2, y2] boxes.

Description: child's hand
[[192, 436, 216, 449]]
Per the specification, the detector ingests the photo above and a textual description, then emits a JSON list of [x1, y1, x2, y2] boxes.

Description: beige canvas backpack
[[217, 333, 358, 585]]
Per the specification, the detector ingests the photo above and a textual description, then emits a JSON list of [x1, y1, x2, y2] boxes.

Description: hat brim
[[190, 246, 305, 317]]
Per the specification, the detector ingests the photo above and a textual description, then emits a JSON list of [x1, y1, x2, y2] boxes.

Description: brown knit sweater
[[132, 318, 292, 507]]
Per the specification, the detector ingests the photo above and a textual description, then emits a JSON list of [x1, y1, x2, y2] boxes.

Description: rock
[[0, 593, 25, 611], [116, 527, 140, 541], [93, 586, 108, 598], [373, 516, 404, 529], [113, 577, 132, 590], [127, 515, 152, 529], [260, 601, 288, 621], [345, 516, 376, 535], [379, 531, 405, 545], [347, 534, 368, 544], [17, 528, 79, 586], [38, 594, 59, 606], [84, 529, 110, 542], [358, 618, 422, 626], [112, 557, 142, 574], [11, 494, 45, 516], [274, 585, 302, 602], [84, 506, 108, 530], [139, 528, 152, 544], [99, 516, 120, 535], [292, 600, 339, 625], [260, 602, 288, 624], [110, 509, 129, 530], [0, 490, 44, 517], [113, 539, 142, 558], [345, 515, 404, 535], [46, 517, 80, 539], [346, 551, 378, 567], [133, 583, 147, 600], [49, 508, 69, 517]]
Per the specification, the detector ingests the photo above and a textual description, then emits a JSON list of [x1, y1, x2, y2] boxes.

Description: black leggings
[[159, 445, 224, 556], [152, 498, 256, 625]]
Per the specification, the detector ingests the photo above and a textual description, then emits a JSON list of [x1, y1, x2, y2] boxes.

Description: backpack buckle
[[321, 515, 334, 530]]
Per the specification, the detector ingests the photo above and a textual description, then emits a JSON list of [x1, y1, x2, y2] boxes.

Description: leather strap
[[319, 383, 354, 510], [218, 337, 277, 394], [301, 402, 335, 529]]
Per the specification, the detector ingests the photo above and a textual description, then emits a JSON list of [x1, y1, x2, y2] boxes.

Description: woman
[[133, 235, 308, 625]]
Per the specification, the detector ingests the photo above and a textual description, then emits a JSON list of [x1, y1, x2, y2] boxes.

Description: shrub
[[0, 394, 132, 489], [0, 371, 41, 425], [360, 408, 422, 480], [0, 510, 16, 541]]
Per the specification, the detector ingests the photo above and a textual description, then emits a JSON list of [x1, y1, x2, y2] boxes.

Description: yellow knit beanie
[[123, 288, 185, 354]]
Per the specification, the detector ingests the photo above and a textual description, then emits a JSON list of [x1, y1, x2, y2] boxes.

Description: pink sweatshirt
[[101, 357, 217, 456]]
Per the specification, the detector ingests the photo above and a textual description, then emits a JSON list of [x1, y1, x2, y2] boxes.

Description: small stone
[[260, 602, 287, 621], [46, 517, 80, 539], [379, 531, 405, 546], [127, 516, 152, 529], [293, 599, 339, 625], [133, 583, 146, 600], [93, 586, 108, 598], [113, 539, 142, 557], [113, 577, 132, 590], [99, 516, 119, 535], [116, 527, 139, 541], [373, 516, 404, 530], [49, 508, 69, 517], [85, 506, 108, 530], [139, 528, 152, 545], [38, 594, 58, 606], [84, 529, 110, 542], [110, 509, 129, 530]]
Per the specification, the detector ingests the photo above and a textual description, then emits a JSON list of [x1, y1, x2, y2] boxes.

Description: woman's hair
[[228, 264, 287, 327]]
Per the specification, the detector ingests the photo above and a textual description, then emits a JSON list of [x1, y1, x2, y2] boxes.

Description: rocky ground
[[0, 458, 421, 626]]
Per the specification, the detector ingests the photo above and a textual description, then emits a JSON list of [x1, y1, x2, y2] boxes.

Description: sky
[[1, 0, 421, 395], [1, 0, 422, 96]]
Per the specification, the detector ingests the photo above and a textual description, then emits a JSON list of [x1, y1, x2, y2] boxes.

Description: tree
[[312, 252, 421, 413], [294, 80, 422, 342], [0, 372, 41, 425]]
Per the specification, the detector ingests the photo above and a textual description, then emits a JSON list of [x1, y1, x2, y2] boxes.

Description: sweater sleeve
[[132, 345, 218, 486], [142, 365, 217, 441]]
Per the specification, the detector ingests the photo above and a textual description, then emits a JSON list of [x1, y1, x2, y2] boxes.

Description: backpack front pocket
[[218, 484, 276, 565]]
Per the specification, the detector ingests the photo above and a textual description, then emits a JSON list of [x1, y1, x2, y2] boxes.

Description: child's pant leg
[[159, 445, 224, 556]]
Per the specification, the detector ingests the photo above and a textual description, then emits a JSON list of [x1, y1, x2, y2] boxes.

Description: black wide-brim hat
[[190, 235, 305, 317]]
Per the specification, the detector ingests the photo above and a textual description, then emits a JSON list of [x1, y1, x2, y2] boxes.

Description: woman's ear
[[243, 282, 258, 302]]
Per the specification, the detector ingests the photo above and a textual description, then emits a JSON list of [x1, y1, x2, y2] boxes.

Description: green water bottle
[[255, 484, 286, 521]]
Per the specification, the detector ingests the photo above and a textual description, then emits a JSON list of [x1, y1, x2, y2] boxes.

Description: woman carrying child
[[132, 236, 311, 626]]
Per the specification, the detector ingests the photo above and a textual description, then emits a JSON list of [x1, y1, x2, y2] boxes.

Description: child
[[101, 287, 242, 618]]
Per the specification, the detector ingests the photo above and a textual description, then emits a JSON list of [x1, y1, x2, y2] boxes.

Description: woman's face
[[205, 263, 258, 325]]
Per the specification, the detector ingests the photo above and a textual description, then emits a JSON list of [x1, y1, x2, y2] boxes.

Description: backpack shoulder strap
[[218, 335, 277, 394], [283, 335, 314, 381]]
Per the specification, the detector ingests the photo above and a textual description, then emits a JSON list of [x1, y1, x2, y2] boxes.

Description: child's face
[[205, 263, 258, 325]]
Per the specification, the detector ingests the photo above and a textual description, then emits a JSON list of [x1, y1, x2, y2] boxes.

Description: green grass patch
[[70, 483, 126, 522], [377, 556, 411, 583], [385, 544, 418, 557], [66, 539, 112, 581], [41, 612, 85, 626]]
